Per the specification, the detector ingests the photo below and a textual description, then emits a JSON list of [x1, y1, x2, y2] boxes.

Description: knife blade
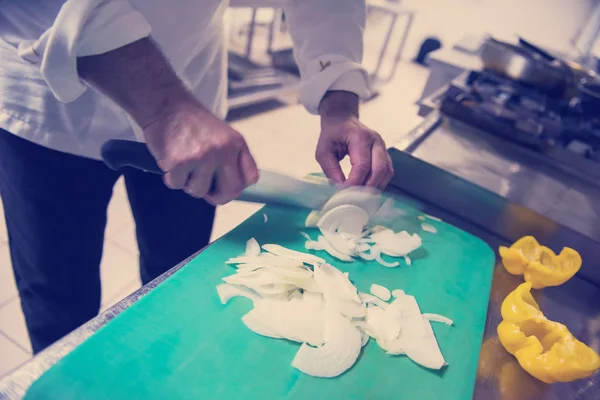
[[101, 140, 337, 209]]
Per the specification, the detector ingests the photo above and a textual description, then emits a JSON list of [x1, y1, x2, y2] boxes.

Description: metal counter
[[1, 119, 599, 399]]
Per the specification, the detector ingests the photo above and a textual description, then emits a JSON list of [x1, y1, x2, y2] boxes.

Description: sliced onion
[[317, 235, 354, 262], [373, 231, 422, 257], [373, 247, 400, 268], [404, 256, 412, 266], [317, 204, 369, 236], [263, 213, 268, 223], [245, 297, 326, 345], [299, 231, 312, 241], [421, 223, 438, 234], [393, 294, 446, 370], [423, 313, 453, 326], [226, 254, 303, 269], [216, 283, 261, 304], [320, 187, 381, 216], [291, 309, 362, 378], [314, 263, 361, 303], [357, 250, 377, 261], [262, 244, 325, 266], [245, 238, 261, 257], [305, 240, 324, 251], [365, 306, 401, 342], [424, 213, 442, 222], [305, 210, 321, 227], [370, 284, 392, 301], [320, 230, 356, 257], [358, 292, 389, 310], [242, 308, 283, 339]]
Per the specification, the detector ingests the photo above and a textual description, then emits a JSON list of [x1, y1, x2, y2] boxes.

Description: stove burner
[[439, 70, 599, 157]]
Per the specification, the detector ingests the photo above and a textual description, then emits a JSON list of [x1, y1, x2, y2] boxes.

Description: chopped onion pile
[[218, 239, 451, 378], [302, 191, 423, 268]]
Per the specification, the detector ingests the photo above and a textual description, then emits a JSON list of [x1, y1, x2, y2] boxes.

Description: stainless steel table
[[1, 119, 599, 399]]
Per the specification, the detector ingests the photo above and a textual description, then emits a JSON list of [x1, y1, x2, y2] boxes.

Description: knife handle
[[101, 140, 163, 175]]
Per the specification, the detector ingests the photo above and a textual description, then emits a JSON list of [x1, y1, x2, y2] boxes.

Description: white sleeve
[[283, 0, 371, 114], [17, 0, 151, 103]]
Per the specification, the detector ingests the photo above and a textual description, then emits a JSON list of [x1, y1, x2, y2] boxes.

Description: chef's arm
[[282, 0, 371, 115], [78, 38, 195, 129], [17, 0, 151, 103]]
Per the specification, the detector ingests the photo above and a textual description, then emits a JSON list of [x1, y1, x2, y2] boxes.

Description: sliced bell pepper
[[499, 236, 581, 288], [497, 282, 600, 384]]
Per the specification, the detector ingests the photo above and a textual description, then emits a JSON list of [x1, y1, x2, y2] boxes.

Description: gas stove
[[438, 70, 600, 182]]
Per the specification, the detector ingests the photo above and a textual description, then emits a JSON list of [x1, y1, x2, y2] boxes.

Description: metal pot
[[480, 38, 567, 91]]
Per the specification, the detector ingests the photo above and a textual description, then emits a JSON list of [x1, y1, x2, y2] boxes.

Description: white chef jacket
[[0, 0, 370, 160]]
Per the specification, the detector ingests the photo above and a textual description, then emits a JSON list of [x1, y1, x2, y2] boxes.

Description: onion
[[245, 238, 261, 257], [320, 230, 357, 257], [263, 213, 268, 223], [316, 235, 354, 262], [305, 210, 321, 227], [372, 247, 400, 268], [421, 223, 438, 234], [299, 231, 312, 241], [358, 292, 389, 310], [370, 284, 392, 301], [216, 283, 261, 304], [291, 309, 362, 378], [320, 187, 381, 216], [317, 204, 369, 236], [404, 256, 412, 266], [393, 294, 446, 370], [423, 313, 453, 326], [364, 306, 401, 342], [243, 297, 326, 345], [314, 263, 361, 304], [262, 244, 325, 266], [424, 213, 442, 222]]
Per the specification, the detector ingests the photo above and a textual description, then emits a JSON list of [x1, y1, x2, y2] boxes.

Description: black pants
[[0, 129, 215, 354]]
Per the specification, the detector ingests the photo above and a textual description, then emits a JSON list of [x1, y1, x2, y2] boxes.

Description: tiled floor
[[0, 0, 581, 380]]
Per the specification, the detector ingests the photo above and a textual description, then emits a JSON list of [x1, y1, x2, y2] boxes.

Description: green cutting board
[[25, 200, 495, 400]]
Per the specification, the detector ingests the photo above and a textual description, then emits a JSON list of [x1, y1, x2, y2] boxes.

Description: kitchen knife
[[101, 139, 337, 209]]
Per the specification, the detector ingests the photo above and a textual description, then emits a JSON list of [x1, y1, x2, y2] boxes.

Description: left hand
[[316, 91, 394, 189]]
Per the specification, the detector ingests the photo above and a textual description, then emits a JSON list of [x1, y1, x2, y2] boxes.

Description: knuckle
[[373, 162, 388, 175]]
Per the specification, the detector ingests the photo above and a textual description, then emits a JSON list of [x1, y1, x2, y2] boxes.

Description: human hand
[[316, 91, 394, 189], [143, 101, 259, 205]]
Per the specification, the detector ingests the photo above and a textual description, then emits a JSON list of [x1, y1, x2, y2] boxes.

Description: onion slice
[[262, 244, 325, 266], [421, 223, 438, 234], [318, 204, 369, 236], [423, 313, 453, 326], [370, 284, 392, 301], [305, 210, 321, 227], [291, 309, 362, 378], [393, 294, 446, 369], [216, 283, 261, 304], [245, 238, 261, 257], [316, 235, 354, 262]]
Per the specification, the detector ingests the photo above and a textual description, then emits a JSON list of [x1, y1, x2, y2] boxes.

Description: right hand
[[143, 101, 259, 205]]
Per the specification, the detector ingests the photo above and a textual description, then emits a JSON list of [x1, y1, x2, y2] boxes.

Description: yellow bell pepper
[[498, 236, 581, 288], [497, 282, 600, 384]]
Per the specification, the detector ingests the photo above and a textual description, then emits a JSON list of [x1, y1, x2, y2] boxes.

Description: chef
[[0, 0, 394, 353]]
